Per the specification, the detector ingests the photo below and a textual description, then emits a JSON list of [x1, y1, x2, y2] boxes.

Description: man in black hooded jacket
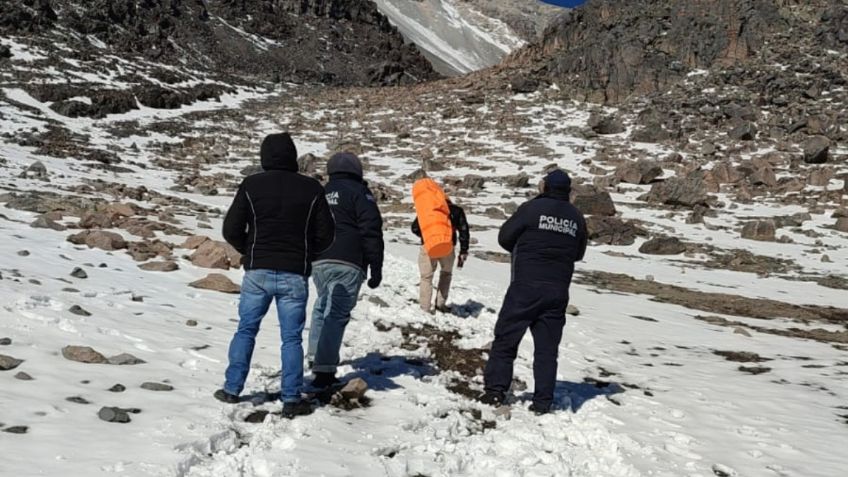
[[215, 132, 335, 419], [307, 152, 384, 388], [481, 169, 588, 415]]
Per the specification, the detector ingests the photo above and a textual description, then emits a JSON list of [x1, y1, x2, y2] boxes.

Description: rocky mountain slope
[[0, 0, 438, 87], [372, 0, 560, 76]]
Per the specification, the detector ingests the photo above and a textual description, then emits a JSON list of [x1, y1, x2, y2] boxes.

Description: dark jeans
[[484, 281, 568, 409]]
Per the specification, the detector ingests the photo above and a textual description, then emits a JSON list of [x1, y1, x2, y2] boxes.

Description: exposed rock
[[338, 377, 368, 401], [139, 261, 179, 272], [733, 327, 752, 337], [587, 217, 647, 246], [643, 175, 710, 208], [0, 337, 10, 345], [62, 346, 108, 364], [728, 122, 757, 141], [749, 165, 777, 188], [31, 215, 67, 231], [566, 304, 580, 316], [108, 384, 126, 392], [66, 396, 91, 405], [107, 353, 146, 365], [186, 320, 198, 327], [835, 218, 848, 233], [510, 76, 540, 94], [3, 426, 28, 434], [504, 172, 530, 188], [98, 407, 131, 424], [19, 161, 49, 180], [709, 162, 744, 184], [68, 231, 127, 251], [190, 274, 241, 294], [69, 305, 92, 317], [614, 160, 663, 185], [462, 175, 486, 191], [0, 354, 24, 371], [639, 237, 687, 255], [141, 382, 174, 391], [588, 113, 625, 135], [14, 371, 33, 380], [808, 168, 835, 187], [571, 185, 616, 216], [70, 267, 88, 279], [741, 220, 776, 242], [803, 136, 831, 164], [190, 240, 241, 270]]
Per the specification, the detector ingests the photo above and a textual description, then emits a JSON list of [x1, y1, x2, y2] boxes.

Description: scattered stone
[[17, 250, 30, 256], [182, 235, 211, 250], [738, 366, 771, 375], [20, 161, 49, 180], [68, 231, 127, 251], [190, 240, 241, 270], [338, 378, 368, 401], [504, 172, 530, 188], [733, 327, 752, 337], [141, 382, 174, 391], [462, 175, 486, 191], [98, 407, 131, 424], [62, 345, 108, 364], [587, 216, 647, 246], [14, 371, 33, 381], [244, 410, 270, 423], [69, 305, 92, 317], [803, 136, 831, 164], [728, 122, 757, 141], [741, 220, 776, 242], [139, 261, 179, 272], [614, 160, 663, 184], [189, 274, 241, 294], [588, 113, 625, 135], [0, 337, 10, 345], [107, 353, 146, 365], [3, 426, 28, 434], [31, 215, 67, 231], [186, 320, 198, 327], [70, 267, 88, 279], [66, 396, 91, 405], [566, 304, 580, 316], [0, 354, 24, 371], [108, 384, 126, 393], [572, 185, 616, 216], [367, 296, 389, 308], [835, 218, 848, 233], [643, 175, 710, 208], [639, 237, 687, 255], [713, 350, 770, 363]]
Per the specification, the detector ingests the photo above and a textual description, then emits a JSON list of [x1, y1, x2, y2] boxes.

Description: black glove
[[457, 253, 468, 269], [367, 269, 382, 289]]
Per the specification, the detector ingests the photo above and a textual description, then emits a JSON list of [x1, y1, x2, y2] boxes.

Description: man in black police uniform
[[481, 169, 588, 414]]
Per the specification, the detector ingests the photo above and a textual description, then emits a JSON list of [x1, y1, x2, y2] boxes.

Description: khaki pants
[[418, 246, 455, 312]]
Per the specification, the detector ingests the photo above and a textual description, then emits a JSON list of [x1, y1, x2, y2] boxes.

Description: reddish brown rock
[[190, 274, 240, 294], [741, 220, 776, 242], [68, 231, 127, 251]]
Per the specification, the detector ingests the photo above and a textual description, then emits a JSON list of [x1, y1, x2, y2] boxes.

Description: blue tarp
[[539, 0, 588, 7]]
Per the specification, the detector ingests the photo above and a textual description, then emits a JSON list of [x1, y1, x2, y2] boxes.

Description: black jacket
[[222, 141, 334, 276], [411, 202, 470, 255], [315, 173, 384, 275], [498, 190, 587, 286]]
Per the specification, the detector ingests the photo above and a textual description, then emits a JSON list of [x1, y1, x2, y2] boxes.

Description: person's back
[[217, 133, 334, 419], [498, 189, 587, 289], [483, 169, 587, 414], [308, 152, 384, 388]]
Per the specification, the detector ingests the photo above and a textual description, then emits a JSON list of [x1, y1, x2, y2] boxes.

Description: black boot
[[213, 389, 239, 404], [478, 391, 505, 407], [529, 403, 551, 415], [311, 372, 340, 389], [281, 400, 313, 419]]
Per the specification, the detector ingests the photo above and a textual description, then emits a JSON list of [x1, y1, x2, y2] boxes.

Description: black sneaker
[[529, 403, 551, 415], [213, 389, 240, 404], [435, 305, 451, 314], [281, 400, 313, 419], [478, 391, 505, 407], [311, 372, 340, 390]]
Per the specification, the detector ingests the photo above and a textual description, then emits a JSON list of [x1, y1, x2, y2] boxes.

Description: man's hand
[[457, 253, 468, 269], [367, 269, 382, 289]]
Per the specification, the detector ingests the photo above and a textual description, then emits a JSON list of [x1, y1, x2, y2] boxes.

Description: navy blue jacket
[[498, 190, 588, 286], [315, 174, 384, 276]]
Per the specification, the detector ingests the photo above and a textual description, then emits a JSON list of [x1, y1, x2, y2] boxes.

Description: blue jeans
[[224, 269, 308, 403], [307, 262, 365, 373]]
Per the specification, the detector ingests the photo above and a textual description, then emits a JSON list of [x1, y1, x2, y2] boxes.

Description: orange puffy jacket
[[412, 179, 454, 259]]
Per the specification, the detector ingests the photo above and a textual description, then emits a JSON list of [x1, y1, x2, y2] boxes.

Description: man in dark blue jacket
[[308, 152, 384, 388], [216, 132, 335, 418], [481, 169, 588, 414]]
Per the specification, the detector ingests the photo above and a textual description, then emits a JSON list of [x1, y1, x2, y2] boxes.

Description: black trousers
[[484, 281, 568, 409]]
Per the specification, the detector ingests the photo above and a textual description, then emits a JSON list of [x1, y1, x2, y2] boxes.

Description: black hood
[[260, 133, 298, 172]]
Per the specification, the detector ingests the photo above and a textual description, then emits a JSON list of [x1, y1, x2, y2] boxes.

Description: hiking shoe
[[435, 304, 451, 314], [311, 372, 340, 389], [213, 389, 239, 404], [529, 403, 551, 415], [478, 391, 505, 407], [281, 400, 313, 419]]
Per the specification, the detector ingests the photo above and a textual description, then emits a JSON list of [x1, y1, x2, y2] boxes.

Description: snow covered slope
[[372, 0, 529, 75]]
